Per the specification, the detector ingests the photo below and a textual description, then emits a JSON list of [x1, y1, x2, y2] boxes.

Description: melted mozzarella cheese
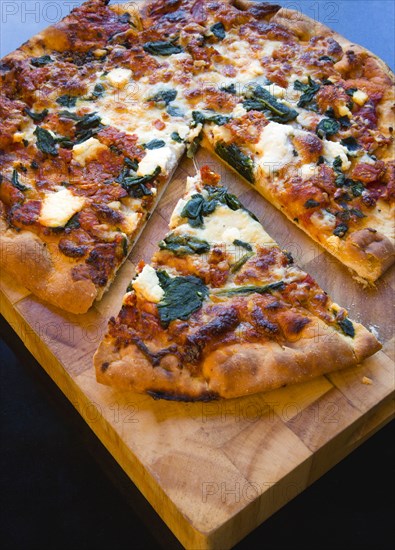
[[322, 140, 351, 171], [137, 145, 182, 176], [177, 205, 273, 247], [255, 122, 294, 175], [299, 163, 318, 179], [169, 198, 188, 228], [231, 103, 248, 118], [39, 188, 85, 228], [72, 137, 107, 166], [310, 209, 336, 231], [132, 265, 164, 303], [105, 68, 133, 88]]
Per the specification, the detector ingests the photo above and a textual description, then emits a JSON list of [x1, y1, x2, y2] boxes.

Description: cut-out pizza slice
[[94, 166, 381, 401]]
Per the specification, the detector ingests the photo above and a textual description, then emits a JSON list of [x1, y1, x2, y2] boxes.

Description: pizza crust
[[94, 311, 380, 401], [0, 223, 98, 314]]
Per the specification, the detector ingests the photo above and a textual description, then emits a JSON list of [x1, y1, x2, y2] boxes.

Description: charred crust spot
[[183, 308, 239, 365], [133, 338, 178, 367], [91, 202, 123, 225], [101, 361, 110, 372], [288, 316, 311, 334], [146, 390, 219, 402], [58, 238, 88, 258], [8, 201, 41, 227], [251, 306, 279, 333]]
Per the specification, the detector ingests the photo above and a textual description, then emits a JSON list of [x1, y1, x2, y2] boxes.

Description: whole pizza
[[1, 0, 393, 399]]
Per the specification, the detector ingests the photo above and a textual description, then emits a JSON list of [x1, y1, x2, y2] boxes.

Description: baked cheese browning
[[94, 167, 381, 400], [0, 0, 194, 311], [1, 0, 394, 315]]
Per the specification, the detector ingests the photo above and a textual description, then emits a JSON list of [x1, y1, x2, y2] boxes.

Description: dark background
[[1, 315, 394, 550]]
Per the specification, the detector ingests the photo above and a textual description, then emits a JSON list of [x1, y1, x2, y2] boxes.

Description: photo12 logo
[[1, 1, 80, 24], [1, 1, 142, 25], [201, 480, 302, 505]]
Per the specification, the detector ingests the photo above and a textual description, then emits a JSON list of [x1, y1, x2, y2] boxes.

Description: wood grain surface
[[1, 148, 394, 549]]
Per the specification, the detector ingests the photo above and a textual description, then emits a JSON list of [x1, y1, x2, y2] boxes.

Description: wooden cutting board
[[1, 148, 394, 549]]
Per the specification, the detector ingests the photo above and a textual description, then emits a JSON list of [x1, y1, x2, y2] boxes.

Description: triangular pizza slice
[[94, 166, 380, 400]]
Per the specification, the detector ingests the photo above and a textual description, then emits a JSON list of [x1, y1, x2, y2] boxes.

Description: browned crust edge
[[202, 135, 395, 284], [0, 226, 98, 314], [93, 315, 381, 400], [202, 5, 395, 283]]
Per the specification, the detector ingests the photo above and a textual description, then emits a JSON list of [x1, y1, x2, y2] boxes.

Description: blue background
[[1, 1, 394, 69]]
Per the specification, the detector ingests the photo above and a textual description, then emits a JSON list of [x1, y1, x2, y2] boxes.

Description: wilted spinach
[[215, 142, 255, 183], [34, 126, 58, 156], [143, 41, 183, 56], [243, 85, 298, 123], [316, 118, 340, 139], [338, 317, 355, 337], [159, 233, 210, 256], [210, 22, 226, 40], [294, 77, 320, 109], [157, 274, 209, 326], [214, 281, 285, 296]]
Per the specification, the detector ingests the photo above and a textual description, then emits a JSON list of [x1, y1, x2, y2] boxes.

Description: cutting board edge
[[1, 287, 394, 550]]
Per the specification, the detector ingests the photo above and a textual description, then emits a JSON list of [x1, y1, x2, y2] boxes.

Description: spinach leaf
[[159, 233, 210, 256], [56, 136, 75, 150], [338, 317, 355, 338], [338, 116, 351, 129], [192, 110, 230, 126], [143, 41, 183, 56], [346, 88, 358, 97], [210, 22, 226, 41], [58, 110, 82, 122], [149, 89, 177, 106], [119, 166, 161, 198], [215, 142, 255, 183], [294, 76, 320, 109], [124, 157, 139, 171], [170, 131, 183, 143], [333, 223, 348, 237], [319, 55, 334, 62], [332, 156, 347, 187], [350, 208, 366, 219], [65, 213, 81, 230], [304, 199, 320, 208], [11, 170, 29, 191], [205, 185, 246, 213], [181, 194, 207, 227], [316, 118, 340, 138], [31, 55, 53, 67], [243, 85, 298, 123], [351, 181, 365, 197], [56, 95, 78, 108], [233, 239, 252, 251], [24, 108, 48, 123], [230, 252, 254, 273], [34, 126, 58, 156], [167, 105, 184, 117], [75, 112, 103, 143], [214, 281, 285, 296], [221, 83, 237, 95], [91, 83, 105, 99], [340, 136, 360, 154], [180, 186, 257, 227], [157, 275, 209, 326], [144, 139, 165, 149], [187, 131, 203, 158]]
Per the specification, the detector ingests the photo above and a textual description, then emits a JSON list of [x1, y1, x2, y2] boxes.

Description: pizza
[[1, 0, 393, 318], [0, 0, 190, 313], [94, 165, 381, 400]]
